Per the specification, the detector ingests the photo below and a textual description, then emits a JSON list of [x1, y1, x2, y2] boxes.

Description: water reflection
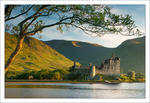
[[5, 83, 145, 98]]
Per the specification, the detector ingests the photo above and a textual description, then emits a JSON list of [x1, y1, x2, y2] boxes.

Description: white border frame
[[0, 0, 149, 103]]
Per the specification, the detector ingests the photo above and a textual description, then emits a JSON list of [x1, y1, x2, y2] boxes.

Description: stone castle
[[70, 54, 120, 79]]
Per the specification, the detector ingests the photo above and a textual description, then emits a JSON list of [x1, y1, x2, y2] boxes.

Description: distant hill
[[115, 37, 145, 73], [44, 37, 145, 73], [5, 33, 78, 72]]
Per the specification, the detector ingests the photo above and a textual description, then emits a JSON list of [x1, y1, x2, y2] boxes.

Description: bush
[[5, 71, 17, 80], [52, 69, 69, 80], [64, 72, 84, 80], [127, 71, 135, 80], [102, 74, 119, 80], [119, 74, 130, 81], [135, 73, 145, 79], [52, 72, 61, 80], [93, 74, 103, 81], [11, 69, 69, 80]]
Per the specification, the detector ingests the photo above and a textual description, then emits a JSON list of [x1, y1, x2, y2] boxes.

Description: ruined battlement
[[70, 54, 120, 79], [97, 55, 120, 75]]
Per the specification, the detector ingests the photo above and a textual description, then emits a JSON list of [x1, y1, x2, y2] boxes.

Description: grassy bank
[[5, 79, 145, 84]]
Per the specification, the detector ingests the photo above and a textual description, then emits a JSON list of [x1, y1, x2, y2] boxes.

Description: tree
[[53, 69, 68, 79], [53, 72, 61, 80], [119, 74, 130, 81], [135, 73, 145, 79], [5, 5, 141, 73], [127, 71, 136, 80]]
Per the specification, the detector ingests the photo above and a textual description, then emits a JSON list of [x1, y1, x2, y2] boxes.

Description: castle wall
[[71, 56, 120, 78], [96, 57, 120, 75], [96, 69, 120, 75], [90, 66, 96, 78]]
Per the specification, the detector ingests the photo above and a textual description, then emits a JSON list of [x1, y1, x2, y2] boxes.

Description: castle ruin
[[96, 54, 120, 75], [70, 54, 120, 79]]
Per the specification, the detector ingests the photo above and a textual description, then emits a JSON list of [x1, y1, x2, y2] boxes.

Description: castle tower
[[89, 63, 92, 69], [70, 61, 76, 72], [90, 65, 96, 79], [111, 53, 115, 59], [98, 55, 120, 75]]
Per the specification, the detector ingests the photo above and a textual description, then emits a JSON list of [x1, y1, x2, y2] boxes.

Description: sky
[[32, 5, 146, 48], [8, 5, 146, 48]]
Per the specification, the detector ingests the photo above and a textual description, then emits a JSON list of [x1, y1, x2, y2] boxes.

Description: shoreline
[[5, 80, 145, 84]]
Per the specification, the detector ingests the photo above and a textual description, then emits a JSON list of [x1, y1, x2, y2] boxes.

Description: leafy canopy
[[5, 5, 142, 38]]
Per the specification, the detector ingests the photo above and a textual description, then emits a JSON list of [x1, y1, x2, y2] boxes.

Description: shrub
[[53, 72, 61, 80], [135, 73, 145, 79], [102, 74, 119, 80], [119, 74, 130, 80], [127, 71, 136, 80], [64, 72, 82, 80], [52, 69, 69, 80], [5, 71, 17, 80]]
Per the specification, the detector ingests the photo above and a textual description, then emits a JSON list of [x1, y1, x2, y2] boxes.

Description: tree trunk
[[5, 35, 25, 73]]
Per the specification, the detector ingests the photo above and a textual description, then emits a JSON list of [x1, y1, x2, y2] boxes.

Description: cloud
[[32, 21, 144, 48], [96, 34, 138, 48], [111, 8, 123, 15], [31, 5, 145, 48], [33, 26, 63, 40]]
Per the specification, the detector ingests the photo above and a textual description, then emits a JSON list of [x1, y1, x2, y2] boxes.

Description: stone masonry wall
[[96, 56, 120, 75], [72, 56, 120, 77]]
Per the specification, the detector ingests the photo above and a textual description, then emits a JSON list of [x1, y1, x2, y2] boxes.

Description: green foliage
[[119, 74, 130, 81], [35, 69, 51, 80], [64, 72, 87, 80], [5, 71, 17, 80], [53, 72, 61, 80], [135, 73, 145, 79], [6, 5, 138, 38], [101, 74, 119, 80], [5, 69, 69, 80], [16, 72, 30, 80], [127, 71, 136, 80], [119, 71, 145, 82], [93, 74, 103, 81], [5, 69, 145, 82], [64, 72, 79, 80], [53, 69, 69, 79], [5, 33, 77, 72]]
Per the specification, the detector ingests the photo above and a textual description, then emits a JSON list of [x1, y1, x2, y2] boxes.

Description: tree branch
[[5, 5, 15, 20], [25, 16, 74, 36], [18, 5, 48, 35], [5, 5, 34, 22], [24, 16, 38, 32]]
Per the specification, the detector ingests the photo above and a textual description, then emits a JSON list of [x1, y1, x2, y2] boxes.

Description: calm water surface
[[5, 82, 145, 98]]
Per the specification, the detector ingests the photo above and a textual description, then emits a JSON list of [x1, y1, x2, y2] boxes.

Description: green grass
[[5, 33, 80, 73], [5, 79, 145, 83]]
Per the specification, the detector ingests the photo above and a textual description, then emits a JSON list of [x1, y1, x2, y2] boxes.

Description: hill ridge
[[44, 37, 145, 73], [5, 33, 79, 72]]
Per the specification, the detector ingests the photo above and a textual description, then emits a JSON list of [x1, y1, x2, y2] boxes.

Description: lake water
[[5, 82, 145, 98]]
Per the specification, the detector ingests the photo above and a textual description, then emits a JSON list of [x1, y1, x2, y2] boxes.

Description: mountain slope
[[44, 37, 145, 73], [115, 37, 145, 73], [5, 33, 77, 72], [45, 40, 114, 65]]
